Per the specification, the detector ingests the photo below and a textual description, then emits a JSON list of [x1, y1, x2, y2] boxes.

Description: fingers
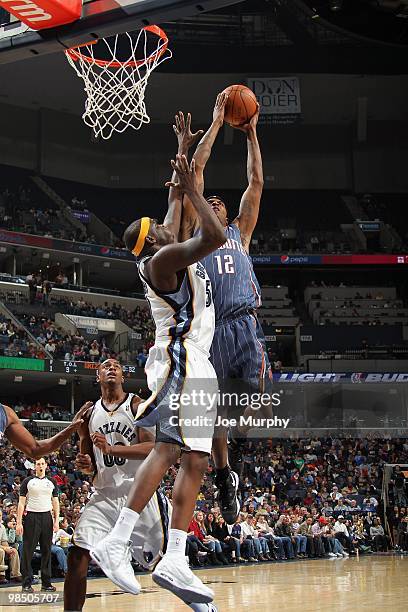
[[216, 91, 228, 108], [179, 153, 190, 173], [179, 112, 185, 132], [192, 129, 204, 138], [165, 181, 179, 188], [71, 419, 84, 429], [77, 401, 93, 418], [172, 154, 189, 173], [220, 91, 229, 107]]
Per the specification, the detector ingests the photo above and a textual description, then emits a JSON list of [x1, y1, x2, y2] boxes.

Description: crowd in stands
[[306, 283, 407, 327], [0, 435, 407, 582], [53, 297, 155, 340], [250, 229, 353, 255], [0, 184, 103, 245], [16, 313, 118, 363], [0, 264, 157, 361], [9, 272, 155, 340], [12, 401, 71, 422], [2, 168, 408, 255], [0, 315, 45, 359]]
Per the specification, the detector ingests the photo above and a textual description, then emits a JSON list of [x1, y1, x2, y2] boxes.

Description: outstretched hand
[[213, 91, 229, 125], [69, 400, 93, 437], [173, 112, 204, 152], [165, 154, 199, 195]]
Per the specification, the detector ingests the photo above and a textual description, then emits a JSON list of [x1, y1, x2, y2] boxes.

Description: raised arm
[[163, 112, 204, 238], [4, 402, 91, 460], [232, 106, 263, 252], [180, 93, 228, 240], [147, 155, 226, 291]]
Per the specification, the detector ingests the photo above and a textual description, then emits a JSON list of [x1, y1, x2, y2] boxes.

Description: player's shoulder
[[1, 403, 15, 426], [137, 255, 151, 272], [228, 221, 242, 238], [128, 393, 142, 416], [19, 475, 34, 494]]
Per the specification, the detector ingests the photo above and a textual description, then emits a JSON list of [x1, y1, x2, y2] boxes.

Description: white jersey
[[89, 393, 144, 490], [138, 256, 215, 356]]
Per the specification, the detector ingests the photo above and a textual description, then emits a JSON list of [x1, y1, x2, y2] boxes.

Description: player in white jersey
[[90, 152, 226, 607], [63, 358, 169, 612]]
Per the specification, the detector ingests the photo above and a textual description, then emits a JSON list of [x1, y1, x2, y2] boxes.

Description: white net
[[65, 26, 172, 140]]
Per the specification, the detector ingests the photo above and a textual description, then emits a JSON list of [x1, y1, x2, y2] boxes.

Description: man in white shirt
[[329, 486, 342, 503], [241, 516, 269, 561], [333, 516, 353, 553]]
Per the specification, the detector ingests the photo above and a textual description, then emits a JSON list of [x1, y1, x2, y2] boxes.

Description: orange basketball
[[222, 84, 258, 128]]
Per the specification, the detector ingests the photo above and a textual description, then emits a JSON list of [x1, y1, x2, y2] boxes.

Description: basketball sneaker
[[90, 537, 141, 595], [214, 469, 240, 524], [228, 434, 246, 479], [152, 555, 214, 604], [188, 603, 218, 611]]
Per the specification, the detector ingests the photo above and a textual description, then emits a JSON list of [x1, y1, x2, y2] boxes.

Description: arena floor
[[2, 556, 407, 611]]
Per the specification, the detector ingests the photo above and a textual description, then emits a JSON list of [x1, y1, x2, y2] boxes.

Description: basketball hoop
[[65, 26, 172, 140]]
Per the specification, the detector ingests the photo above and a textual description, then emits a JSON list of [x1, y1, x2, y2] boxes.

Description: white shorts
[[135, 342, 218, 455], [73, 486, 171, 570]]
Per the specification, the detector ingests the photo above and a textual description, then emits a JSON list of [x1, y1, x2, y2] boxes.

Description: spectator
[[188, 511, 226, 565], [0, 517, 22, 583], [41, 280, 52, 306], [26, 273, 37, 305], [392, 466, 407, 507], [333, 515, 354, 553], [212, 515, 240, 562], [369, 518, 388, 552]]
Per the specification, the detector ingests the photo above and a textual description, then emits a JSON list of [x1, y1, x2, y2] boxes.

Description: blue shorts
[[210, 312, 272, 393]]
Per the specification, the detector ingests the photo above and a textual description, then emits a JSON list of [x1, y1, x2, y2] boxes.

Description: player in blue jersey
[[177, 94, 272, 523], [0, 401, 89, 456]]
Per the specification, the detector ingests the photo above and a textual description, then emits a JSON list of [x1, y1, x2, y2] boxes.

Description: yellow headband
[[132, 217, 151, 257]]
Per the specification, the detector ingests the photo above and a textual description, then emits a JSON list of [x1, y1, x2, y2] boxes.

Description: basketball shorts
[[73, 485, 171, 570], [210, 312, 272, 396], [135, 341, 218, 455]]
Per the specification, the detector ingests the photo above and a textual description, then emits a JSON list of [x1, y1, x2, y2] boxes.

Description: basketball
[[222, 84, 258, 128]]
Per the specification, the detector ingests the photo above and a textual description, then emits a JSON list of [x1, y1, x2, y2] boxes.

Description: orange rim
[[65, 25, 169, 69]]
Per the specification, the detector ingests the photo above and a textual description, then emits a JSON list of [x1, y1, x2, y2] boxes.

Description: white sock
[[166, 528, 187, 557], [110, 507, 140, 542]]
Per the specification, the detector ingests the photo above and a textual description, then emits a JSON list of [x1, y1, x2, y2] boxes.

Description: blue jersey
[[0, 403, 7, 446], [200, 224, 261, 322]]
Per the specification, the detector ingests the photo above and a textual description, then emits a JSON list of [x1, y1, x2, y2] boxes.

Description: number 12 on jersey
[[215, 255, 235, 274]]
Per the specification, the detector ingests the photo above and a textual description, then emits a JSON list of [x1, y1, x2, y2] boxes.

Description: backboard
[[0, 0, 244, 64]]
